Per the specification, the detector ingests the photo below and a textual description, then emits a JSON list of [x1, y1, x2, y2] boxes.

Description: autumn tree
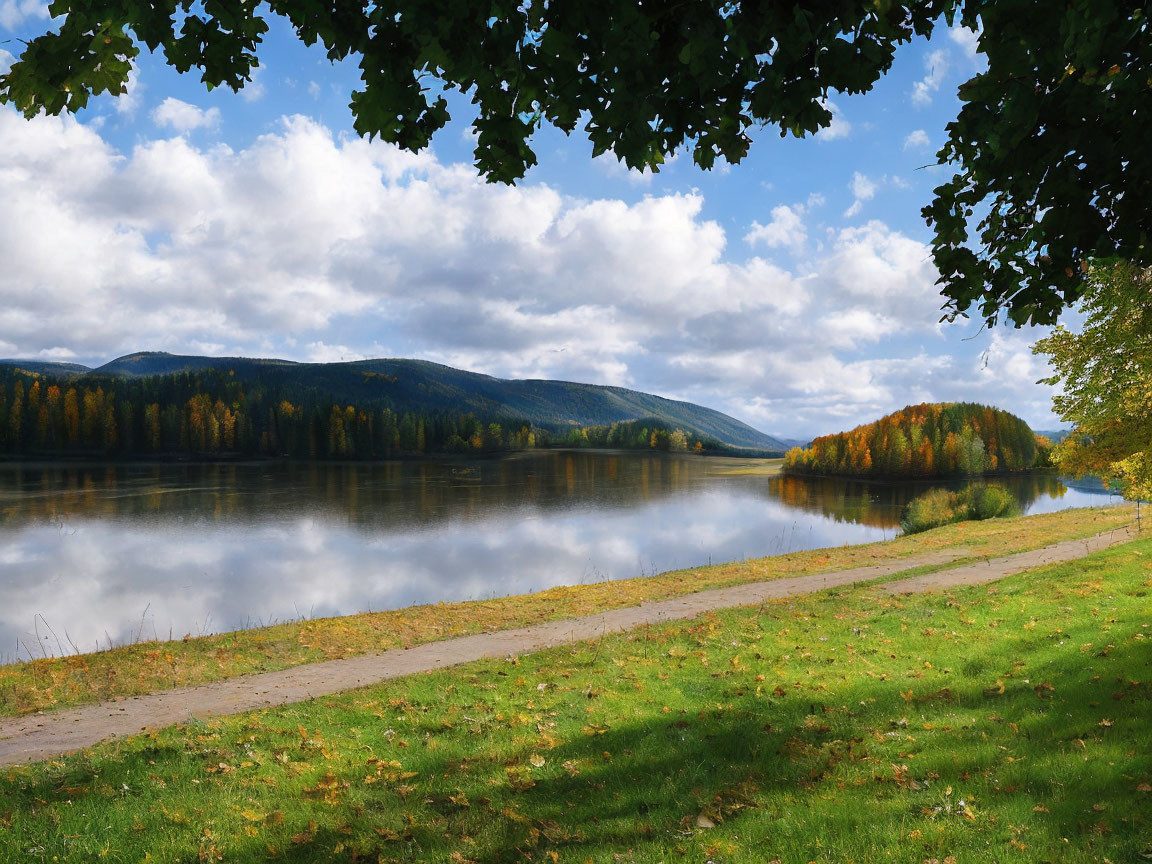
[[783, 402, 1036, 479], [1033, 262, 1152, 500], [63, 388, 80, 445]]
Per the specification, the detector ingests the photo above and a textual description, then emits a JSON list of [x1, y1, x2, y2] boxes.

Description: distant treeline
[[0, 367, 716, 459], [559, 419, 718, 452], [783, 402, 1042, 478]]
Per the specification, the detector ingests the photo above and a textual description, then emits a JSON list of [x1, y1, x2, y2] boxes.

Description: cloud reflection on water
[[0, 454, 1115, 660]]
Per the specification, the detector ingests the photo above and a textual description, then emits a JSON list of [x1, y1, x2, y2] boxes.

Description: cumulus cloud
[[843, 172, 879, 218], [107, 61, 144, 117], [911, 48, 949, 107], [744, 204, 806, 253], [152, 97, 221, 132], [744, 192, 830, 255], [0, 0, 48, 31], [34, 346, 78, 360], [592, 152, 657, 185], [816, 100, 851, 141], [819, 309, 897, 348], [850, 173, 878, 201], [0, 108, 1060, 436], [949, 26, 981, 61], [240, 69, 266, 103], [903, 129, 930, 150]]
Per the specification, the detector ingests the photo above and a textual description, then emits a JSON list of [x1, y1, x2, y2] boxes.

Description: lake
[[0, 452, 1120, 660]]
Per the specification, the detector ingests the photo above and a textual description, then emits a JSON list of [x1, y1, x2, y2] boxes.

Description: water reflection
[[768, 471, 1076, 529], [0, 453, 1119, 660], [0, 454, 728, 530]]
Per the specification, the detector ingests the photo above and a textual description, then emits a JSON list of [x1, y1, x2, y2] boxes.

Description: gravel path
[[0, 525, 1135, 766]]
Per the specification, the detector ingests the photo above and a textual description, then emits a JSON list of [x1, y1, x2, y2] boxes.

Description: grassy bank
[[2, 529, 1149, 862], [0, 506, 1134, 718], [711, 457, 785, 476]]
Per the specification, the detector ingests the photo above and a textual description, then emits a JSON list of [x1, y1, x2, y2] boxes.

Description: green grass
[[0, 505, 1133, 718], [2, 533, 1150, 863]]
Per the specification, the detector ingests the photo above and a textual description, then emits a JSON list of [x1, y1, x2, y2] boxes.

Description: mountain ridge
[[0, 351, 788, 452]]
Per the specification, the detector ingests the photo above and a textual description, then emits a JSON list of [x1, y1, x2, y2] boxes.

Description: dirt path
[[0, 526, 1136, 766]]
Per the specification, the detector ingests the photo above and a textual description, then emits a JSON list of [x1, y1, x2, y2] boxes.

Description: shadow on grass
[[3, 598, 1150, 863]]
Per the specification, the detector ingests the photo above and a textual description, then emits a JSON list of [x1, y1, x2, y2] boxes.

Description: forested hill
[[783, 403, 1041, 478], [0, 353, 787, 456], [0, 360, 91, 376]]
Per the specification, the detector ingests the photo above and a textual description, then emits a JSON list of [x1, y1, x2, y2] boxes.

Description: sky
[[0, 7, 1066, 439]]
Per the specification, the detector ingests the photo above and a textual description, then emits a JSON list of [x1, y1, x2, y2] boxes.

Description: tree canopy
[[782, 401, 1039, 479], [1032, 263, 1152, 501], [3, 1, 1149, 325]]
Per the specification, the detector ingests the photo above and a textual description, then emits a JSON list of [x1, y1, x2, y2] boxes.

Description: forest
[[783, 402, 1043, 479], [0, 366, 717, 459]]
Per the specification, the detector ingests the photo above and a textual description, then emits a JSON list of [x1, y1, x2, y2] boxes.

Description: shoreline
[[0, 446, 787, 468], [1, 522, 1136, 766], [0, 504, 1135, 720]]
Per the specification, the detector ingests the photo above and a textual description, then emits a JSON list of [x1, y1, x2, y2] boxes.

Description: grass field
[[1, 516, 1149, 862], [0, 506, 1133, 718]]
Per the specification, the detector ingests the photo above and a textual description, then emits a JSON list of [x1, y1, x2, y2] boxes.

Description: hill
[[0, 352, 787, 454], [783, 402, 1041, 478], [0, 359, 91, 376], [84, 352, 784, 451]]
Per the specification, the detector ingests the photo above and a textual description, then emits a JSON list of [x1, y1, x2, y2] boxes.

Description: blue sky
[[0, 6, 1064, 438]]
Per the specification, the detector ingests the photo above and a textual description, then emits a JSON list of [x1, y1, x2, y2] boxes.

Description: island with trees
[[782, 402, 1042, 479]]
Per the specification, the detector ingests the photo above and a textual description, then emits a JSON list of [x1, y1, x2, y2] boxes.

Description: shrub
[[966, 483, 1018, 521], [900, 488, 958, 534], [901, 483, 1021, 535]]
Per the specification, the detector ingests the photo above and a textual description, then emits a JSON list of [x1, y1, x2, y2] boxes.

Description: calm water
[[0, 452, 1120, 660]]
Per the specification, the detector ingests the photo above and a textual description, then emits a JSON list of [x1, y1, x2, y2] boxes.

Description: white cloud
[[0, 108, 1062, 437], [0, 47, 14, 76], [819, 221, 939, 311], [819, 309, 897, 348], [152, 97, 220, 132], [241, 69, 266, 103], [911, 48, 949, 107], [850, 173, 878, 201], [903, 129, 930, 149], [111, 61, 144, 117], [744, 204, 806, 252], [0, 0, 48, 31], [306, 342, 370, 363], [843, 171, 879, 217], [308, 81, 321, 99], [592, 152, 656, 186], [35, 346, 78, 359], [817, 100, 851, 141], [949, 26, 981, 61]]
